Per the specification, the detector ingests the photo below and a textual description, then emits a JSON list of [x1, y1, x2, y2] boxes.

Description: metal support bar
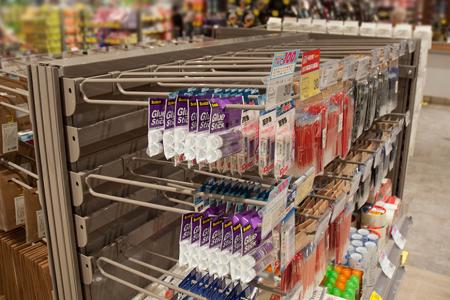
[[0, 101, 30, 114], [128, 257, 185, 280], [85, 174, 194, 215], [97, 257, 207, 300], [10, 177, 36, 192], [0, 83, 29, 97], [0, 158, 39, 179]]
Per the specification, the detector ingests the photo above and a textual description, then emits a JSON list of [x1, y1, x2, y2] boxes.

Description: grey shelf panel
[[364, 215, 412, 300]]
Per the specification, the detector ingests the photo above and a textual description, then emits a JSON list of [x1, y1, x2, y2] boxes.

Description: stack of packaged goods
[[21, 5, 62, 55]]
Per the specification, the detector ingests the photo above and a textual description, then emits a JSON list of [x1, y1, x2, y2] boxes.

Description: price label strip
[[379, 251, 396, 279], [391, 224, 406, 250], [370, 290, 383, 300], [261, 177, 291, 238], [300, 49, 321, 100], [267, 50, 301, 109]]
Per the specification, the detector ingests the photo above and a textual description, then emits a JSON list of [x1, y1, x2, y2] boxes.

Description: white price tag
[[280, 207, 296, 271], [261, 177, 290, 238], [2, 122, 18, 153], [379, 251, 396, 279], [14, 195, 25, 225], [267, 50, 300, 108], [408, 39, 415, 53], [405, 110, 411, 127], [400, 40, 407, 56], [320, 60, 339, 89], [391, 224, 406, 250], [374, 148, 382, 167], [356, 57, 370, 80], [37, 210, 46, 238], [342, 56, 358, 81], [385, 140, 393, 155]]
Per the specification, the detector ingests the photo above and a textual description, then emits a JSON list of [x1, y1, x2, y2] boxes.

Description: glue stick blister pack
[[163, 95, 177, 159], [174, 93, 190, 156], [179, 178, 278, 283], [206, 96, 244, 164], [147, 98, 166, 157], [195, 97, 212, 163]]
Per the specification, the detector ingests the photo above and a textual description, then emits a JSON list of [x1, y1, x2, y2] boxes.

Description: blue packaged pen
[[236, 285, 257, 300], [178, 269, 200, 290], [189, 272, 209, 294], [213, 281, 235, 300], [224, 283, 243, 300]]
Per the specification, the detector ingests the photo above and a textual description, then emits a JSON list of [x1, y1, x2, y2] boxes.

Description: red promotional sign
[[301, 49, 321, 75]]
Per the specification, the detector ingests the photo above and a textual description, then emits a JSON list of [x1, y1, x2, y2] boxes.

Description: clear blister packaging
[[294, 108, 321, 176], [146, 98, 166, 157], [258, 110, 277, 177], [162, 95, 177, 159], [206, 96, 244, 164], [274, 103, 295, 179], [173, 93, 190, 157]]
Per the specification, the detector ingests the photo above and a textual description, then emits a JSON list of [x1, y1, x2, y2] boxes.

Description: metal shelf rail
[[26, 32, 421, 300]]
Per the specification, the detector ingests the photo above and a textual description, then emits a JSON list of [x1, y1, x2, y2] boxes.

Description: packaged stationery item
[[174, 93, 190, 156], [206, 96, 244, 164], [163, 95, 177, 159], [274, 103, 295, 179], [259, 110, 277, 176], [147, 98, 166, 157]]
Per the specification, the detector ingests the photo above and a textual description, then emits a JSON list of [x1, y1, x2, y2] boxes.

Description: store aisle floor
[[397, 104, 450, 299]]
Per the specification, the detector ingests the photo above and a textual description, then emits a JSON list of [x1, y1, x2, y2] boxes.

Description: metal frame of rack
[[26, 32, 421, 300]]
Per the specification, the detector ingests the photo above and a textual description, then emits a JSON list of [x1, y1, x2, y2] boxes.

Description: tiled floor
[[396, 104, 450, 299]]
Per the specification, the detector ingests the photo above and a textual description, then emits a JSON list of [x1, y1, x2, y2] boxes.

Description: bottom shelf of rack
[[363, 215, 412, 300]]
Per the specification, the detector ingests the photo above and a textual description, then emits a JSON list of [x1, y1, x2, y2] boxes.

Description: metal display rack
[[24, 32, 421, 300]]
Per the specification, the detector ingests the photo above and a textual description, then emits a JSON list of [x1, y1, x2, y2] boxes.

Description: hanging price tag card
[[392, 224, 406, 249], [379, 251, 396, 279], [300, 49, 321, 100], [261, 177, 291, 238], [267, 50, 301, 109]]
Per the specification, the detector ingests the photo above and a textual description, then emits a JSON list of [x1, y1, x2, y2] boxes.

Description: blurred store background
[[0, 0, 448, 58]]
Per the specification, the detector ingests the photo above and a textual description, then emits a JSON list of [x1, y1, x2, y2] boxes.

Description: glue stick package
[[195, 98, 212, 163], [206, 96, 243, 163], [174, 93, 190, 156], [184, 96, 199, 162], [146, 98, 166, 157], [163, 94, 177, 159]]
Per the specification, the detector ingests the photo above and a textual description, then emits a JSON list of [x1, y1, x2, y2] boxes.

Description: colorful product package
[[146, 98, 166, 157]]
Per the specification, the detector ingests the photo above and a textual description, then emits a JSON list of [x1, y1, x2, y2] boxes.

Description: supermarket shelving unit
[[26, 32, 421, 300]]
